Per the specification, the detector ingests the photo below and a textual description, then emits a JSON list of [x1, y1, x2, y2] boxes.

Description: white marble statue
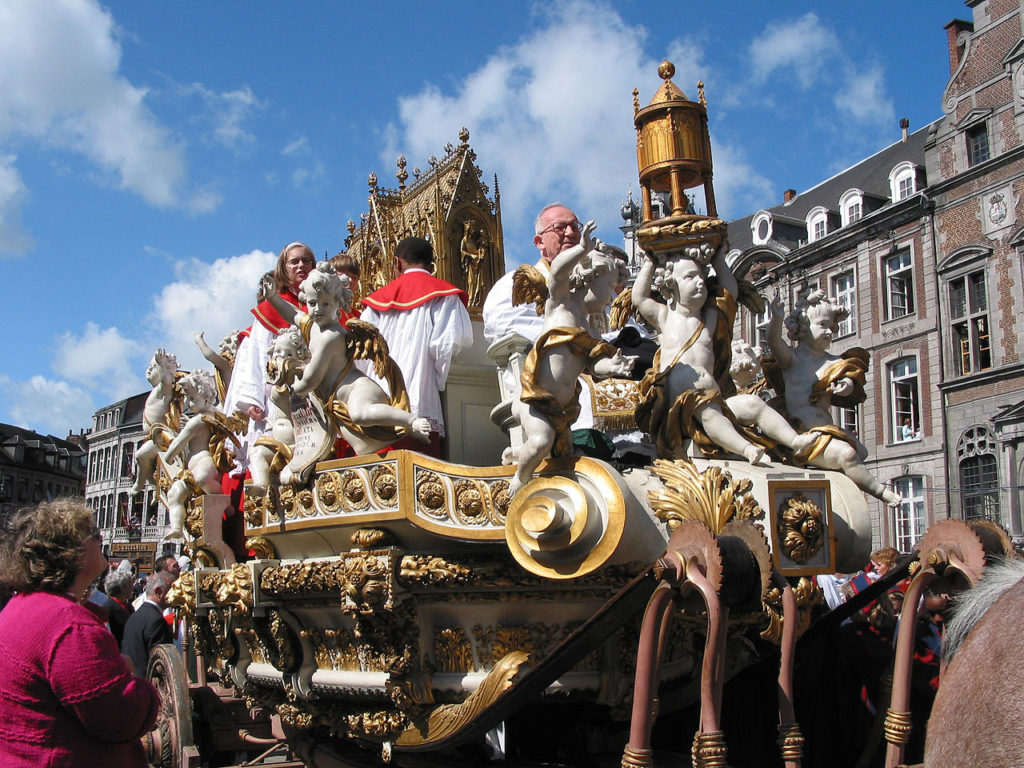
[[163, 370, 224, 540], [508, 220, 637, 498], [194, 330, 240, 409], [266, 265, 431, 456], [247, 326, 309, 497], [633, 245, 815, 464], [132, 349, 181, 494], [765, 290, 901, 506]]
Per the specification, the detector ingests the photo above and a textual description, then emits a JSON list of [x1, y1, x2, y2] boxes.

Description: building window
[[949, 270, 991, 375], [957, 426, 999, 523], [831, 270, 856, 336], [889, 162, 918, 202], [752, 303, 772, 350], [846, 202, 861, 222], [837, 404, 859, 439], [893, 476, 926, 552], [806, 207, 829, 243], [884, 249, 915, 319], [889, 357, 919, 443], [967, 123, 990, 166], [120, 443, 135, 478]]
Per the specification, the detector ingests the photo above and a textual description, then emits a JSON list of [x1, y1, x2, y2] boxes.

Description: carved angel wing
[[345, 318, 391, 378], [609, 287, 635, 331], [512, 264, 548, 316]]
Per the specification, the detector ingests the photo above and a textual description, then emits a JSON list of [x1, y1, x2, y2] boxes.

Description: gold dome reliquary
[[633, 61, 726, 254]]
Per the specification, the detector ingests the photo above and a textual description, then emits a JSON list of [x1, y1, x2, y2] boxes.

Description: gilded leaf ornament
[[648, 459, 763, 534]]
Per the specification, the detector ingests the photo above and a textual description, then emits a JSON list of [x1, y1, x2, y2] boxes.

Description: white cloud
[[749, 13, 839, 89], [53, 322, 145, 399], [2, 375, 96, 435], [386, 0, 665, 263], [179, 82, 262, 150], [835, 64, 895, 127], [149, 249, 277, 371], [0, 153, 32, 257]]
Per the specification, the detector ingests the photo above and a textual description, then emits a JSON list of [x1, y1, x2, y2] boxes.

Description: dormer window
[[751, 211, 773, 245], [889, 162, 918, 201], [839, 189, 864, 226], [806, 206, 829, 243]]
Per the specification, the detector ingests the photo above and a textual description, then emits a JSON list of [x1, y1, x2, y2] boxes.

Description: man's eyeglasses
[[539, 219, 581, 236]]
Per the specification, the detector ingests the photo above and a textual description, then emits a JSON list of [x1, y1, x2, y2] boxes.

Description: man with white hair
[[121, 572, 174, 675]]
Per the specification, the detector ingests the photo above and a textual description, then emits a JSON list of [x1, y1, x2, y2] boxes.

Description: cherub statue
[[764, 291, 900, 506], [132, 349, 182, 494], [632, 244, 816, 463], [248, 326, 309, 497], [194, 330, 241, 407], [266, 265, 431, 456], [729, 339, 766, 396], [508, 221, 637, 497], [163, 370, 226, 540]]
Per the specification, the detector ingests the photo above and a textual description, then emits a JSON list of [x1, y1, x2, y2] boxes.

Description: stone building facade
[[84, 392, 173, 568], [728, 0, 1024, 551], [0, 424, 86, 524]]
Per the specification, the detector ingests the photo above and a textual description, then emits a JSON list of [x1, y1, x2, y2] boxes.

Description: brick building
[[727, 0, 1024, 550]]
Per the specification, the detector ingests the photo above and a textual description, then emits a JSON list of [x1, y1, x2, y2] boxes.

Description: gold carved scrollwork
[[341, 470, 370, 511], [299, 627, 360, 671], [648, 459, 763, 534], [760, 576, 822, 644], [433, 627, 474, 673], [340, 552, 393, 616], [352, 528, 395, 549], [315, 471, 343, 513], [394, 651, 529, 747], [245, 536, 276, 560], [210, 563, 254, 615], [370, 464, 398, 505], [777, 493, 825, 564], [165, 570, 195, 620], [244, 493, 265, 528], [184, 493, 203, 538], [261, 560, 347, 595], [416, 471, 448, 518], [398, 555, 472, 586]]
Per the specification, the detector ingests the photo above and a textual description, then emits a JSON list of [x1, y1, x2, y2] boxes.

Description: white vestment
[[359, 269, 473, 436]]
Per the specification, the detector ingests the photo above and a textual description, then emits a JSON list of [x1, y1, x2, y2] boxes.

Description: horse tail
[[943, 557, 1024, 664]]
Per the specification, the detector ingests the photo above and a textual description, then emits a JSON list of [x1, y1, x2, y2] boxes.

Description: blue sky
[[0, 0, 965, 436]]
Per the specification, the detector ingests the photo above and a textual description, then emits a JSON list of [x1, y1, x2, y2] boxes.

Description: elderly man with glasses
[[483, 203, 583, 347]]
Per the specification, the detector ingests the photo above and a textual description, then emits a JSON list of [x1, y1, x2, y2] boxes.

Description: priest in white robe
[[359, 236, 473, 458]]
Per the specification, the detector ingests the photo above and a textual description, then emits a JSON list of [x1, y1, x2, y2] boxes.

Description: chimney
[[945, 19, 973, 74], [900, 118, 909, 142], [783, 189, 797, 204]]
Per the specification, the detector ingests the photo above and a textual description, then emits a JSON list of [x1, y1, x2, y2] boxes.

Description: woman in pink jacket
[[0, 499, 160, 767]]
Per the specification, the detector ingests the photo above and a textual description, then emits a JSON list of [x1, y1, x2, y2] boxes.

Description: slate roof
[[728, 120, 940, 253]]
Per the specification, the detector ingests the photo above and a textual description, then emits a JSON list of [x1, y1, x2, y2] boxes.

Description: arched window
[[806, 206, 829, 243], [957, 426, 999, 522], [839, 188, 864, 226], [888, 161, 919, 201]]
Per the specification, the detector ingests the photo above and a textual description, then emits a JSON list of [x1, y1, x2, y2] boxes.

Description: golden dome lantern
[[633, 61, 725, 254]]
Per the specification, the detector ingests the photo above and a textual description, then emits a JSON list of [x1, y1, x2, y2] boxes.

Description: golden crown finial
[[658, 60, 676, 81]]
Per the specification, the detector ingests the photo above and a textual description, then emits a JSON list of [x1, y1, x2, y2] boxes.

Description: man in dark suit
[[122, 571, 174, 675]]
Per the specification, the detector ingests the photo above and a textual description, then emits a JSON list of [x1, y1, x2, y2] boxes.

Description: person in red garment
[[0, 500, 160, 767], [359, 237, 473, 458]]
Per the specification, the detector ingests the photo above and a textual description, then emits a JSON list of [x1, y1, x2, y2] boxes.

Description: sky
[[0, 0, 967, 437]]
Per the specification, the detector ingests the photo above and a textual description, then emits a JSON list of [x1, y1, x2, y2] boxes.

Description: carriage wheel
[[144, 643, 200, 768]]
